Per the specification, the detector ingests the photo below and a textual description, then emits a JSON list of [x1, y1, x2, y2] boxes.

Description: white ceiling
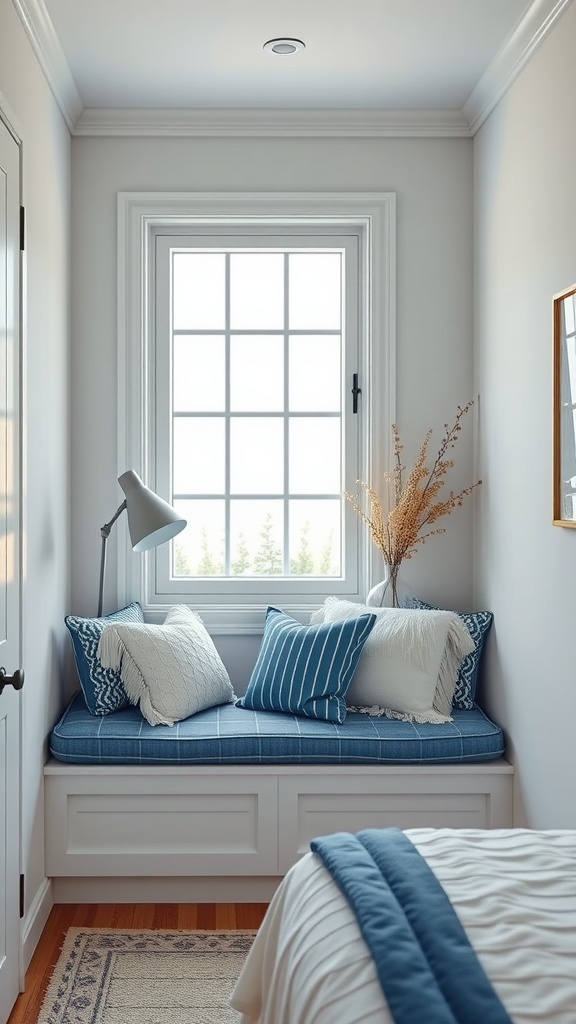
[[40, 0, 531, 110], [12, 0, 572, 133]]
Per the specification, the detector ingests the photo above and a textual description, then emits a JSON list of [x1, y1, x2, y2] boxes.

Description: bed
[[230, 827, 576, 1023]]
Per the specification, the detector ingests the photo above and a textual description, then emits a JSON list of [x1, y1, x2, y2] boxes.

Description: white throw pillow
[[97, 604, 235, 726], [310, 597, 474, 723]]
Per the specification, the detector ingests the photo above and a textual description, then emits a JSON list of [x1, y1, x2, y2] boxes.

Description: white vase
[[366, 564, 413, 608]]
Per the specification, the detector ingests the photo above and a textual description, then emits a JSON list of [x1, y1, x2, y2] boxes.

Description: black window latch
[[351, 373, 361, 413]]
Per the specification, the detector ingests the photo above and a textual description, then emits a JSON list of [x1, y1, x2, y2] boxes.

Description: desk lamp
[[98, 470, 186, 616]]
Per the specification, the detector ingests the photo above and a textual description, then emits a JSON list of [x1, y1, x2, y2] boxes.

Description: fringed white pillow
[[310, 597, 474, 723], [97, 604, 235, 726]]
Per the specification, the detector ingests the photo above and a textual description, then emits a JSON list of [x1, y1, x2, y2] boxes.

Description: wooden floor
[[8, 902, 268, 1024]]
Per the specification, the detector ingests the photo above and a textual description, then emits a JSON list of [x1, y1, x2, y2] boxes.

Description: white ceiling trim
[[12, 0, 572, 138], [463, 0, 574, 133], [10, 0, 82, 131], [73, 107, 471, 139]]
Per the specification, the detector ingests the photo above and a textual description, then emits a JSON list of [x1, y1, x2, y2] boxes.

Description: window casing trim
[[118, 192, 396, 633]]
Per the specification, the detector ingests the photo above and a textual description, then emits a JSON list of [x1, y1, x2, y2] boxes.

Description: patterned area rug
[[38, 928, 256, 1024]]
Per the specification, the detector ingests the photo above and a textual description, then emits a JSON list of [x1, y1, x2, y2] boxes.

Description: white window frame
[[155, 229, 360, 596], [118, 192, 396, 633]]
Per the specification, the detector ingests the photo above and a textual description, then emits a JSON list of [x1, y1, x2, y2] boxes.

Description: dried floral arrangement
[[345, 401, 482, 606]]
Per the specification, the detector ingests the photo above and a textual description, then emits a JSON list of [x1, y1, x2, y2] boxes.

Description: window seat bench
[[44, 693, 514, 903]]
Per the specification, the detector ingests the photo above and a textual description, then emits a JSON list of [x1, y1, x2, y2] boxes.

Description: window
[[118, 193, 395, 631], [155, 233, 355, 591]]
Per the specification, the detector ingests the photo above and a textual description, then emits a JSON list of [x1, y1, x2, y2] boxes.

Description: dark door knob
[[0, 667, 24, 695]]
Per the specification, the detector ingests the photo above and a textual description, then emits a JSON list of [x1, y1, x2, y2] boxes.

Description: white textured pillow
[[310, 597, 474, 723], [97, 604, 235, 726]]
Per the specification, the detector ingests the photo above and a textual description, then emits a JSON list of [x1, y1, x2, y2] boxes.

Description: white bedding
[[230, 828, 576, 1024]]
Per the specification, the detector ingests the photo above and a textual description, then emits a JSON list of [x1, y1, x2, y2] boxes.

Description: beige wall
[[474, 1, 576, 826]]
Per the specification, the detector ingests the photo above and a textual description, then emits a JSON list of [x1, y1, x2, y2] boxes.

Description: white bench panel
[[45, 769, 278, 876], [278, 761, 514, 872]]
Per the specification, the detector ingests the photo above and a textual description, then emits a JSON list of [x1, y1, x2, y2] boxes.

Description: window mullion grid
[[146, 225, 376, 610]]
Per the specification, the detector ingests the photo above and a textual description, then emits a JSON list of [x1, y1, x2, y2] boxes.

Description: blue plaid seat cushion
[[50, 691, 505, 765]]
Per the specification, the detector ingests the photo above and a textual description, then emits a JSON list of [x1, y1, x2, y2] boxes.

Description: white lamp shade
[[118, 470, 187, 552]]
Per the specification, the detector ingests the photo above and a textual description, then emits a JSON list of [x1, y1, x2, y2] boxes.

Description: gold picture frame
[[553, 283, 576, 526]]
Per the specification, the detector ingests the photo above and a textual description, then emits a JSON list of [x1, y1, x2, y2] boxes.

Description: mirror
[[553, 283, 576, 526]]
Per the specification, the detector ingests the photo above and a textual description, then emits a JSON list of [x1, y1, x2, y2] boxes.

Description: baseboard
[[22, 876, 53, 975], [51, 875, 280, 904]]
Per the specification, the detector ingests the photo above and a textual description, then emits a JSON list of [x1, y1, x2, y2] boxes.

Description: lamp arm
[[100, 499, 128, 540], [97, 499, 127, 617]]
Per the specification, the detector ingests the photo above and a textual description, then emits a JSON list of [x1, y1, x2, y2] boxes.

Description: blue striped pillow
[[237, 606, 376, 723]]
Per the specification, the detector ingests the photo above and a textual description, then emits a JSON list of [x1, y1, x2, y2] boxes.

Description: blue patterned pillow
[[237, 606, 376, 723], [65, 602, 144, 716], [404, 598, 493, 709]]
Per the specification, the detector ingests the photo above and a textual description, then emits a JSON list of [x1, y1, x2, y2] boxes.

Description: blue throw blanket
[[310, 828, 513, 1024]]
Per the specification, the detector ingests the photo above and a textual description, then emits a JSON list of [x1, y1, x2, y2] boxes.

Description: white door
[[0, 114, 22, 1024]]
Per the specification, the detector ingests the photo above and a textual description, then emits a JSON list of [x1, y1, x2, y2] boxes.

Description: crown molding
[[73, 106, 471, 138], [10, 0, 82, 131], [463, 0, 574, 133], [12, 0, 572, 138]]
